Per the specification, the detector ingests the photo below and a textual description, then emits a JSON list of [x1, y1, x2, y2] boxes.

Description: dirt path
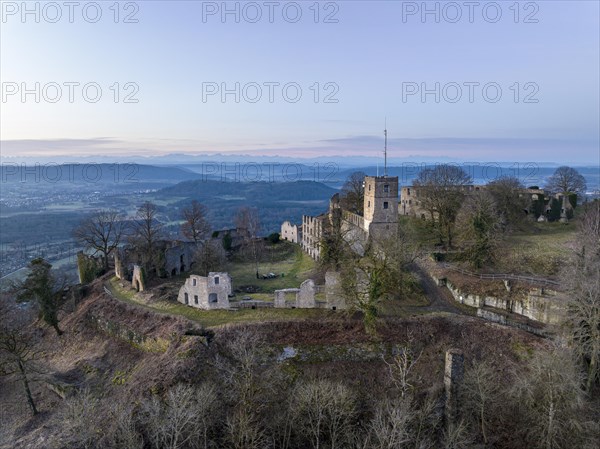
[[408, 262, 465, 315]]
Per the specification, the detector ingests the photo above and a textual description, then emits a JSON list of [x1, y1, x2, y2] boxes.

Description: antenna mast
[[384, 118, 388, 177]]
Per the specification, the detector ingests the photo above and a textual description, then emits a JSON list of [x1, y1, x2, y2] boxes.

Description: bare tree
[[225, 407, 268, 449], [129, 201, 164, 271], [340, 171, 366, 216], [382, 334, 423, 398], [511, 347, 593, 449], [181, 200, 210, 244], [486, 176, 528, 231], [341, 237, 414, 334], [366, 398, 413, 449], [546, 166, 587, 221], [215, 328, 271, 449], [319, 207, 352, 271], [234, 207, 261, 277], [0, 299, 42, 416], [562, 201, 600, 392], [413, 165, 472, 247], [73, 209, 127, 271], [104, 400, 144, 449], [462, 359, 502, 445], [442, 420, 473, 449], [195, 239, 227, 276], [60, 388, 102, 449], [546, 166, 587, 197], [341, 252, 390, 335], [291, 378, 356, 449], [455, 191, 502, 268], [373, 223, 423, 297], [140, 383, 219, 449]]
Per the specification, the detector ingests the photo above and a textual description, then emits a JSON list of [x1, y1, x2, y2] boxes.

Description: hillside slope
[[2, 275, 550, 448]]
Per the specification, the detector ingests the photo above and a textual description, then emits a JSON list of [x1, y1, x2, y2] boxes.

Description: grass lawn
[[496, 221, 577, 277], [226, 243, 317, 293]]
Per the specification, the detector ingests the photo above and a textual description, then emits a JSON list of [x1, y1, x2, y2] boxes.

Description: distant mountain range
[[0, 163, 201, 190]]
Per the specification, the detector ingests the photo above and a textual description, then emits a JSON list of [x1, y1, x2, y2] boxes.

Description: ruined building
[[280, 220, 302, 243], [301, 214, 327, 260], [399, 185, 567, 222], [114, 240, 198, 281], [362, 175, 399, 241], [299, 175, 399, 259], [399, 184, 485, 218], [177, 272, 232, 310]]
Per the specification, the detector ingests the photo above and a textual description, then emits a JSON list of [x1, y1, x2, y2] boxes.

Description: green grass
[[497, 221, 576, 276], [227, 244, 316, 293]]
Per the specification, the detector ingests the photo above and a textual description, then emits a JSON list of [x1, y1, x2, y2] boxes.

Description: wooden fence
[[441, 263, 560, 287]]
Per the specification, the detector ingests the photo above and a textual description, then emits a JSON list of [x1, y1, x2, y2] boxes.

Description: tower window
[[383, 202, 389, 209], [368, 201, 371, 208], [193, 278, 197, 286], [215, 276, 220, 285], [384, 184, 389, 193]]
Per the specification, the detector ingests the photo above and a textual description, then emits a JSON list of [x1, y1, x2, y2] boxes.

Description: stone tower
[[363, 175, 398, 241], [444, 349, 465, 425]]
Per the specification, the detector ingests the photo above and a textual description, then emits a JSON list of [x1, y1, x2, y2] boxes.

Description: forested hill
[[160, 179, 337, 201], [156, 180, 338, 233]]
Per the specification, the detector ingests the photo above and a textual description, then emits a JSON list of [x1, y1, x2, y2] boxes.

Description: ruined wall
[[444, 349, 464, 425], [164, 242, 197, 277], [435, 275, 566, 325], [131, 265, 145, 292], [298, 279, 316, 308], [177, 272, 231, 309], [114, 249, 127, 280], [281, 221, 300, 243], [77, 252, 103, 284], [301, 214, 325, 260], [399, 186, 430, 218], [273, 281, 316, 309], [340, 218, 368, 257], [325, 270, 346, 310]]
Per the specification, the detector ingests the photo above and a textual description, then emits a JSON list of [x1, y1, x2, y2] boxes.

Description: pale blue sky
[[1, 0, 599, 163]]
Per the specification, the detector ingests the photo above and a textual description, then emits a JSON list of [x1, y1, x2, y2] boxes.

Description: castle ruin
[[177, 272, 232, 310]]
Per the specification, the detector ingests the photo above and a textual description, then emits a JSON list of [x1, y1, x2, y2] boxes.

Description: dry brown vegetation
[[1, 273, 598, 448]]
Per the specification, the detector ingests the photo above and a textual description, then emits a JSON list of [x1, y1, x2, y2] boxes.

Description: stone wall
[[302, 214, 326, 260], [131, 265, 145, 292], [274, 280, 316, 309], [114, 249, 127, 280], [433, 274, 566, 325], [177, 272, 232, 309], [281, 221, 301, 243], [444, 349, 464, 424], [298, 279, 316, 308], [340, 219, 368, 257], [325, 270, 346, 310], [164, 242, 197, 277]]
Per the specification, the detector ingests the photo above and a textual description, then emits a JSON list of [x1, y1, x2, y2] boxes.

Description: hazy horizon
[[2, 1, 599, 163]]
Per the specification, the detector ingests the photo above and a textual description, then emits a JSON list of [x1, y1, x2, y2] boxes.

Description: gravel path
[[408, 262, 465, 315]]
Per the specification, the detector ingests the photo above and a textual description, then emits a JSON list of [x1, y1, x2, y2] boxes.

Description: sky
[[1, 0, 599, 164]]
